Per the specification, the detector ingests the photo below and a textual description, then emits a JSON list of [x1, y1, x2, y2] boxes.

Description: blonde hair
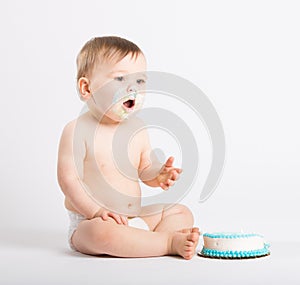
[[76, 36, 143, 81]]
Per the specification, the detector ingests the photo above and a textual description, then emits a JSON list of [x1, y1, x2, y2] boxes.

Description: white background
[[0, 0, 299, 244]]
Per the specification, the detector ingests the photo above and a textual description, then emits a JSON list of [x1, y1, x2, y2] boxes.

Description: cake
[[198, 232, 270, 259]]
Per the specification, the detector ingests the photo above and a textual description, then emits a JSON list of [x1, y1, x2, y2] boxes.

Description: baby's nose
[[127, 84, 137, 93]]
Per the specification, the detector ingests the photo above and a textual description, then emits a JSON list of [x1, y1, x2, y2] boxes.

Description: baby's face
[[85, 53, 147, 123]]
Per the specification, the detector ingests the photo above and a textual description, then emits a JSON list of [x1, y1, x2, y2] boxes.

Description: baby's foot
[[169, 230, 200, 260], [177, 227, 200, 234]]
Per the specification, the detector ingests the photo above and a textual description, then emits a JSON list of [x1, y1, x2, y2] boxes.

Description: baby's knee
[[79, 218, 115, 250], [163, 204, 193, 221], [71, 218, 116, 255], [173, 204, 192, 214], [174, 204, 194, 222]]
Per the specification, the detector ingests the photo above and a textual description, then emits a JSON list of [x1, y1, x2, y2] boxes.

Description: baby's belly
[[83, 162, 142, 216]]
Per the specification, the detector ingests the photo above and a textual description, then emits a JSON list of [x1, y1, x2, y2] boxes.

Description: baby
[[57, 36, 200, 259]]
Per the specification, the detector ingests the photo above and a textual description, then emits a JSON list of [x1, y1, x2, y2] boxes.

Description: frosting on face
[[109, 89, 145, 121], [88, 74, 146, 122]]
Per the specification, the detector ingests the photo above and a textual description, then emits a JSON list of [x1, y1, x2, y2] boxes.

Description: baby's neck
[[88, 111, 121, 126]]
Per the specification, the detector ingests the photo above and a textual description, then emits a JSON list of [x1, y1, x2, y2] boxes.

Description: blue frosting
[[201, 244, 270, 258], [203, 232, 264, 239]]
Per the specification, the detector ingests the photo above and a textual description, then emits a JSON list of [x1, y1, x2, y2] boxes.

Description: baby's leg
[[141, 204, 196, 233], [71, 217, 198, 259]]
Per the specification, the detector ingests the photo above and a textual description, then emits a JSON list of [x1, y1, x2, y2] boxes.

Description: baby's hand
[[157, 156, 182, 190], [93, 208, 128, 225]]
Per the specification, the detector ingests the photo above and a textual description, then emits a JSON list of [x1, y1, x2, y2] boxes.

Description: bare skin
[[57, 53, 200, 259], [72, 217, 199, 259]]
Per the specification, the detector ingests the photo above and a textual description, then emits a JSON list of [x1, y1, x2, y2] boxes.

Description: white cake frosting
[[203, 234, 265, 251]]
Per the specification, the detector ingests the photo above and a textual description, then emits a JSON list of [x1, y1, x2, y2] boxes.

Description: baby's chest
[[87, 137, 142, 169]]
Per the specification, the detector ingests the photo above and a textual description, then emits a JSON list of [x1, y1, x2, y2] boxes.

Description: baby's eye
[[114, 76, 124, 82], [136, 79, 146, 84]]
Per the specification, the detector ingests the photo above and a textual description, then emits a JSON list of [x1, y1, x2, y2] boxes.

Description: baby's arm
[[138, 129, 161, 187], [57, 120, 100, 219], [58, 120, 128, 224], [138, 129, 182, 190]]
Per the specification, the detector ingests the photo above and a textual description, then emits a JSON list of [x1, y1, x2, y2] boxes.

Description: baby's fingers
[[171, 170, 180, 181], [108, 213, 122, 224], [167, 179, 175, 187], [101, 211, 109, 221], [121, 215, 128, 226], [174, 168, 182, 174], [160, 182, 169, 190]]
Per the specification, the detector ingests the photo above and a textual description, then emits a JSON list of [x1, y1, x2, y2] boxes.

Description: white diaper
[[127, 216, 150, 231], [67, 210, 86, 251], [67, 210, 149, 251]]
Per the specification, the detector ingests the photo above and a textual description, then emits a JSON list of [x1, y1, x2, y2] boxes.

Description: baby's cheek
[[135, 94, 144, 110]]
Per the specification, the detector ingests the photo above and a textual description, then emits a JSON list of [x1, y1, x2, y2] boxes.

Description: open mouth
[[122, 99, 135, 109]]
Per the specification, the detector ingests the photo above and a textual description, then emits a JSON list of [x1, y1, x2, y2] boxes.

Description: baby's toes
[[184, 240, 194, 249], [183, 249, 194, 260], [183, 238, 197, 259], [188, 232, 200, 243], [192, 227, 200, 234]]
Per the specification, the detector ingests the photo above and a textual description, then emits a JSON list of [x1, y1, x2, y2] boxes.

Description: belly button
[[128, 203, 132, 208]]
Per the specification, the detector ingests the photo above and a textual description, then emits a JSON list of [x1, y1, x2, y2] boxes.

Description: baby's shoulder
[[63, 113, 96, 134], [60, 119, 77, 137]]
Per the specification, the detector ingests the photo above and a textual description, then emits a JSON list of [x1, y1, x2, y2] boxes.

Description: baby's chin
[[106, 111, 134, 123], [108, 105, 142, 122], [87, 100, 143, 123]]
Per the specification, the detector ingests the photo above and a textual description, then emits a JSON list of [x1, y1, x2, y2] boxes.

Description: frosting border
[[200, 244, 270, 259]]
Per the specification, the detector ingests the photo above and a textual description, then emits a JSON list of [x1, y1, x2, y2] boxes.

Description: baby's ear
[[77, 77, 91, 101]]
